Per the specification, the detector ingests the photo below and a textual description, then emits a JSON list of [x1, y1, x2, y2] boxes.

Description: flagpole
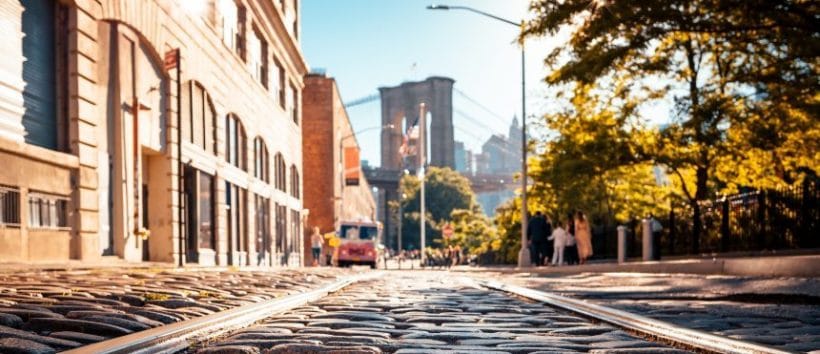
[[419, 103, 426, 267]]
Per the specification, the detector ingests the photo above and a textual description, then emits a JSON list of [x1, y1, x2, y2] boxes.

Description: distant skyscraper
[[454, 141, 469, 174], [475, 116, 522, 176]]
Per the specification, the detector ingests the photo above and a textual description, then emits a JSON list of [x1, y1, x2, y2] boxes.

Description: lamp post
[[426, 4, 531, 267]]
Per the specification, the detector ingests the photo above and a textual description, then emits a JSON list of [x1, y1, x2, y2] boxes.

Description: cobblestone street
[[196, 271, 689, 354], [490, 271, 820, 353], [0, 268, 351, 352], [1, 267, 818, 353]]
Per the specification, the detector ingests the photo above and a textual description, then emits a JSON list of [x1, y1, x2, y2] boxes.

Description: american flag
[[399, 121, 419, 158]]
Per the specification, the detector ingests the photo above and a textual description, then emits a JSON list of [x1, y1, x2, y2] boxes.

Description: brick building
[[0, 0, 306, 266], [302, 73, 376, 265]]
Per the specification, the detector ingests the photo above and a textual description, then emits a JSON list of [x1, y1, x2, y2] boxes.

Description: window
[[271, 57, 281, 102], [290, 83, 299, 124], [255, 195, 270, 265], [28, 192, 69, 229], [275, 203, 287, 265], [198, 171, 215, 249], [253, 137, 269, 182], [277, 62, 286, 110], [0, 185, 21, 226], [218, 0, 245, 59], [274, 153, 286, 191], [225, 182, 247, 257], [20, 0, 69, 151], [226, 114, 247, 170], [289, 209, 300, 259], [181, 81, 216, 153], [218, 0, 237, 51], [293, 0, 299, 39], [185, 167, 216, 254], [248, 28, 268, 88], [236, 4, 247, 60], [289, 165, 300, 199]]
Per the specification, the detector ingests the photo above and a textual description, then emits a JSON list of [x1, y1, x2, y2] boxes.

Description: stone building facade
[[302, 73, 376, 265], [0, 0, 306, 266]]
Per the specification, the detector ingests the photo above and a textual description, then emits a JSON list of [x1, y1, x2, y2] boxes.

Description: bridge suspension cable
[[453, 87, 510, 126], [344, 93, 380, 108]]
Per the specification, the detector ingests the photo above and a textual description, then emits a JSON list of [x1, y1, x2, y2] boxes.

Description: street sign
[[164, 49, 179, 70], [442, 223, 453, 238]]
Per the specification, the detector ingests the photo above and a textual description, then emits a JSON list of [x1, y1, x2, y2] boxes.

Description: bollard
[[642, 218, 654, 261], [617, 225, 627, 264]]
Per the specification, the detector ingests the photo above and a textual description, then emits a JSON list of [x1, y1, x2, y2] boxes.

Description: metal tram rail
[[62, 272, 381, 354], [62, 272, 792, 354], [472, 278, 794, 354]]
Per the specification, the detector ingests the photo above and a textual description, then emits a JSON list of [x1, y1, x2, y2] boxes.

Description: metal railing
[[590, 177, 819, 258], [27, 192, 70, 229], [0, 185, 20, 227]]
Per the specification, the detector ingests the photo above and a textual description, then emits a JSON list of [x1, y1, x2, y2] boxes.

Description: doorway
[[184, 167, 215, 264]]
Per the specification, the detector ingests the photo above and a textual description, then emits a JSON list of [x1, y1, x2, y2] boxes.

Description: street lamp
[[427, 4, 531, 267]]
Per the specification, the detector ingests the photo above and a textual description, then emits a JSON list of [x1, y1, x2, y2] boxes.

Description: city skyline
[[302, 0, 558, 166]]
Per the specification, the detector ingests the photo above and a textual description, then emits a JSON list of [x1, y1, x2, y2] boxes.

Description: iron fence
[[588, 178, 818, 259]]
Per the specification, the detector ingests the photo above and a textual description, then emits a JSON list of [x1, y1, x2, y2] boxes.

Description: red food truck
[[336, 220, 383, 269]]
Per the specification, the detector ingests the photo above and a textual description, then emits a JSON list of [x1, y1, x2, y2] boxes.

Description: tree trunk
[[692, 165, 709, 254]]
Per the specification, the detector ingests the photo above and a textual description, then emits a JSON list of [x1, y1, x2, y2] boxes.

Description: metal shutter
[[20, 0, 57, 149]]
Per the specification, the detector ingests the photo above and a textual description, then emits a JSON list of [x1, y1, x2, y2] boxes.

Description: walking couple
[[527, 211, 593, 266]]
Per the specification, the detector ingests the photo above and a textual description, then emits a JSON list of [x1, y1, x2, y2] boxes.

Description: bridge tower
[[379, 77, 455, 171], [366, 77, 455, 251]]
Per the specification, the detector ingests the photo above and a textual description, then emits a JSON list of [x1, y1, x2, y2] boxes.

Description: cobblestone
[[195, 272, 689, 354], [0, 268, 350, 352], [492, 271, 820, 353]]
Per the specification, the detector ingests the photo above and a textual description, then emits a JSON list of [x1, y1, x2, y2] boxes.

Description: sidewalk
[[449, 253, 820, 277]]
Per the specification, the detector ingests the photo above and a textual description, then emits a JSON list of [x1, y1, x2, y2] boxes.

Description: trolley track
[[61, 272, 380, 354], [55, 271, 800, 354]]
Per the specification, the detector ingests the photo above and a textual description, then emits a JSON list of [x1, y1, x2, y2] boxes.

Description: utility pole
[[419, 103, 427, 266], [398, 177, 403, 253]]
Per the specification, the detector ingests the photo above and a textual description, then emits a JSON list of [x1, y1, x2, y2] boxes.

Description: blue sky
[[301, 0, 560, 166]]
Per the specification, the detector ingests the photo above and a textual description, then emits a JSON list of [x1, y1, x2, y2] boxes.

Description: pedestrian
[[544, 215, 554, 263], [454, 245, 462, 266], [548, 221, 570, 266], [575, 211, 593, 264], [564, 212, 578, 265], [310, 227, 324, 267], [527, 211, 551, 266]]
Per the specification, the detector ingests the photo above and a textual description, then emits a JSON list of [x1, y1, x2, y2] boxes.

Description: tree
[[523, 0, 819, 253], [397, 167, 485, 250], [492, 198, 524, 264], [448, 208, 496, 257]]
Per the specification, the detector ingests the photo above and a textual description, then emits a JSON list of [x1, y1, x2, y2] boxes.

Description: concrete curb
[[450, 254, 820, 277]]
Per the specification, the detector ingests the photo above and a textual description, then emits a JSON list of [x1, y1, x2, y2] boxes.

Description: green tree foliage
[[521, 0, 818, 253], [401, 167, 475, 222], [492, 198, 524, 264], [447, 209, 497, 256], [518, 83, 673, 229], [396, 167, 492, 251]]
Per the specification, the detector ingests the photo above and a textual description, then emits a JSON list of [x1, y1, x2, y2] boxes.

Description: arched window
[[289, 165, 300, 199], [274, 153, 286, 191], [181, 81, 216, 154], [225, 114, 247, 170], [253, 137, 269, 182]]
